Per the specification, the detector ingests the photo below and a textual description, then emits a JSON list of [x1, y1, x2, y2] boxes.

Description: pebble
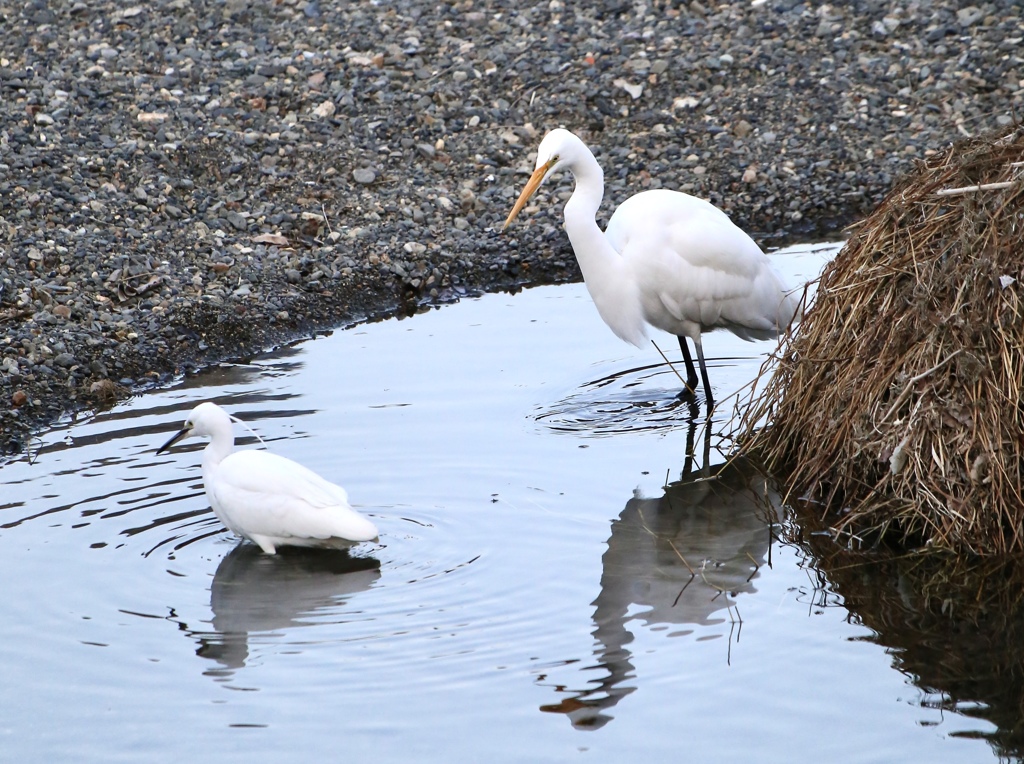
[[0, 0, 1019, 454], [353, 168, 377, 185]]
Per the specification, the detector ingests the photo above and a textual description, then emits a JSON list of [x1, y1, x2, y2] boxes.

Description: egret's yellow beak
[[502, 159, 556, 231]]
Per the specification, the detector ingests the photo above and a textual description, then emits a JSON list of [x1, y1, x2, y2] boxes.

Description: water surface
[[0, 244, 1001, 761]]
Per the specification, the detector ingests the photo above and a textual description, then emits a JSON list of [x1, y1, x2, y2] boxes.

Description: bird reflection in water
[[540, 416, 782, 729], [193, 543, 380, 677]]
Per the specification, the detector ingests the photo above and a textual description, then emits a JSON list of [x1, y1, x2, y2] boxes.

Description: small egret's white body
[[158, 402, 378, 554], [504, 128, 799, 405]]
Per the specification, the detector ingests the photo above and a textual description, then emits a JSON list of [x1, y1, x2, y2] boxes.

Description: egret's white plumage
[[503, 128, 799, 406], [158, 402, 378, 554]]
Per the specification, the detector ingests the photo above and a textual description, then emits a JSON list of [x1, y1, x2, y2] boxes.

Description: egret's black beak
[[157, 427, 190, 454]]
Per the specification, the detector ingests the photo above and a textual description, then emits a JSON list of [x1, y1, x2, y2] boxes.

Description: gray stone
[[353, 168, 376, 185]]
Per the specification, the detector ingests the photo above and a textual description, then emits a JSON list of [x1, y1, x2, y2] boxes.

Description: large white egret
[[158, 402, 378, 554], [503, 128, 799, 406]]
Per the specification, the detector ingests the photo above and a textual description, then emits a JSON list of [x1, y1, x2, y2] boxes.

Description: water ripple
[[535, 360, 705, 436]]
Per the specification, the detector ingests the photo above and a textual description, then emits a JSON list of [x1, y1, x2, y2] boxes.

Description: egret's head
[[157, 402, 229, 453], [502, 128, 584, 230]]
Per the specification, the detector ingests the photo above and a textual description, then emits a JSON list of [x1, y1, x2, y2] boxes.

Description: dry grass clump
[[742, 124, 1024, 554]]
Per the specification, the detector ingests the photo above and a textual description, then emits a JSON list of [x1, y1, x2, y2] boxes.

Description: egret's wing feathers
[[217, 449, 348, 505], [608, 190, 797, 338], [209, 450, 377, 543]]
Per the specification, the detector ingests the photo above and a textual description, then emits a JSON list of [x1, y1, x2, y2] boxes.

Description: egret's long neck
[[562, 151, 643, 346], [561, 150, 606, 266], [201, 422, 235, 472], [563, 154, 626, 285]]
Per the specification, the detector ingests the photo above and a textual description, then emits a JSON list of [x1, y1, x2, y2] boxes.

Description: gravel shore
[[1, 0, 1020, 453]]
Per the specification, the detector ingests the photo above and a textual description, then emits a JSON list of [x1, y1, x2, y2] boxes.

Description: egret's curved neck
[[556, 144, 647, 346], [563, 150, 635, 302], [563, 153, 623, 284], [202, 423, 235, 470], [562, 149, 604, 243]]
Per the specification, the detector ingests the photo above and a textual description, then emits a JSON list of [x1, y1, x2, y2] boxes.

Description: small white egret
[[157, 402, 378, 554], [503, 128, 799, 406]]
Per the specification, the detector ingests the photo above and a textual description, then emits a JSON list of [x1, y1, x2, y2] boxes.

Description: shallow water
[[0, 243, 1002, 761]]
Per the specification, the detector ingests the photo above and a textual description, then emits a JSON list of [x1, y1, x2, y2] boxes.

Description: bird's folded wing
[[213, 450, 356, 539], [219, 450, 349, 504], [628, 219, 790, 333]]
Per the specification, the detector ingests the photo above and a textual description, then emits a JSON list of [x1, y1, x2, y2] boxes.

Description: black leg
[[693, 339, 715, 408], [680, 398, 701, 477], [676, 336, 699, 395], [700, 409, 712, 469]]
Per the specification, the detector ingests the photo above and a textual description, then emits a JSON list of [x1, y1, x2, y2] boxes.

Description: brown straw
[[738, 124, 1024, 555]]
